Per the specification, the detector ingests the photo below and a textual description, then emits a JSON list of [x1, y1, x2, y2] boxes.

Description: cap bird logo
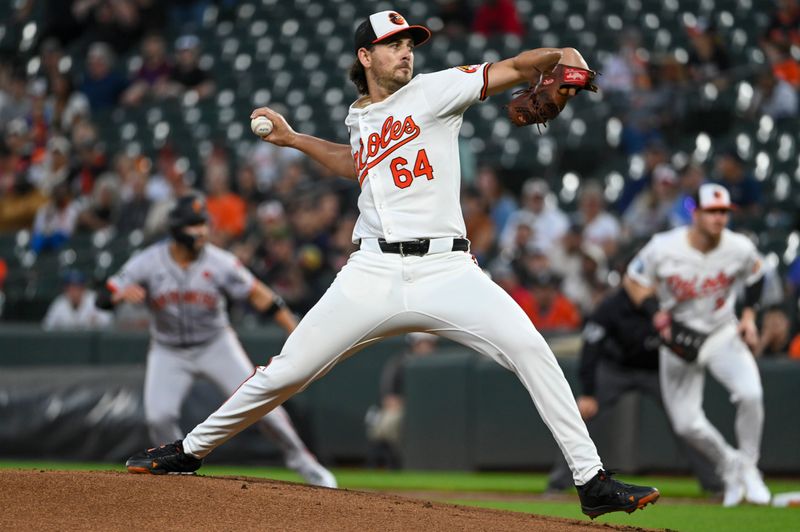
[[388, 12, 405, 25], [713, 190, 722, 199], [192, 199, 203, 213]]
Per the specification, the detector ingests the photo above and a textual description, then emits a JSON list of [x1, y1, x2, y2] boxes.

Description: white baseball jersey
[[627, 226, 763, 334], [108, 241, 255, 346], [345, 63, 491, 243]]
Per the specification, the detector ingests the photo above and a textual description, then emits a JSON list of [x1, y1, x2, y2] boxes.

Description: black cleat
[[126, 440, 202, 475], [577, 469, 660, 519]]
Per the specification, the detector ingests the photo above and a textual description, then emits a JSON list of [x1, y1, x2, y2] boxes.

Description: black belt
[[377, 238, 470, 256]]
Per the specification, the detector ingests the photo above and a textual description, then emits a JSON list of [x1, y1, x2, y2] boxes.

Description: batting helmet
[[168, 193, 209, 249]]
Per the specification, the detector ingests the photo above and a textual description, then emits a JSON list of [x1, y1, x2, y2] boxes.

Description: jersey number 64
[[390, 149, 434, 189]]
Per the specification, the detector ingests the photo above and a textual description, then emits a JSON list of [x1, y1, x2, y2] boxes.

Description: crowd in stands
[[1, 0, 800, 359]]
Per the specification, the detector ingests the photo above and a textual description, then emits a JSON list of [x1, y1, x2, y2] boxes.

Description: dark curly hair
[[349, 51, 370, 95]]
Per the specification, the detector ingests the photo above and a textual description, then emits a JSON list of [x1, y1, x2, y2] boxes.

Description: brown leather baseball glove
[[507, 64, 599, 128]]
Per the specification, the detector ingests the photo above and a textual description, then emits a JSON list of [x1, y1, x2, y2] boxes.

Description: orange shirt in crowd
[[206, 193, 247, 237], [789, 334, 800, 359], [510, 286, 582, 332]]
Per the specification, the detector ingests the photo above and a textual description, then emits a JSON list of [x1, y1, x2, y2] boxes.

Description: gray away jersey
[[108, 242, 255, 346]]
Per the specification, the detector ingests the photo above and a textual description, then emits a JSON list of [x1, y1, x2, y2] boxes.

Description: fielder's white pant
[[183, 243, 602, 484], [145, 328, 313, 461], [659, 322, 764, 471]]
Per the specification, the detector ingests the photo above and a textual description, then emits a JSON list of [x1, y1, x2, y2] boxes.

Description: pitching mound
[[2, 470, 652, 531]]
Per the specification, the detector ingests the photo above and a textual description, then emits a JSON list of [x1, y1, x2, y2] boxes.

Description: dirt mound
[[1, 470, 652, 531]]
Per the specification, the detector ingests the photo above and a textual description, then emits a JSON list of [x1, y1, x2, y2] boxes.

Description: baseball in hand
[[250, 116, 273, 137]]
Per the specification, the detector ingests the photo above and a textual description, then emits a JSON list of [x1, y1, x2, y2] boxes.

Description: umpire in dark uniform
[[547, 287, 722, 493]]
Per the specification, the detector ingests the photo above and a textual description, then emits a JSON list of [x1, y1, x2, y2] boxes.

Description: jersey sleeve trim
[[479, 63, 492, 101]]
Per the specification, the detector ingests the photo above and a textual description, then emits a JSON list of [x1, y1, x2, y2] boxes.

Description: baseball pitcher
[[126, 10, 658, 517], [623, 183, 770, 507], [99, 194, 336, 487]]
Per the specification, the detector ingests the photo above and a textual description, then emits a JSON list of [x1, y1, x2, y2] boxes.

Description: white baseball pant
[[183, 243, 603, 484], [659, 322, 764, 470], [144, 328, 314, 460]]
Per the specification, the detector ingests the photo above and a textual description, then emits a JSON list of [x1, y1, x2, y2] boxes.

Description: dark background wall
[[1, 325, 798, 474]]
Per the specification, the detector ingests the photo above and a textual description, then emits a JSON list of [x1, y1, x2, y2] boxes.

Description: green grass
[[3, 461, 799, 531]]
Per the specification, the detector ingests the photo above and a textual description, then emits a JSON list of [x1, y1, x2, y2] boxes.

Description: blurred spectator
[[0, 148, 48, 232], [42, 269, 112, 330], [669, 162, 707, 228], [789, 332, 800, 358], [686, 19, 731, 87], [548, 224, 584, 282], [163, 35, 215, 100], [45, 73, 91, 133], [205, 163, 246, 242], [30, 182, 78, 253], [76, 175, 120, 232], [28, 136, 71, 193], [121, 34, 173, 106], [366, 333, 439, 468], [438, 0, 473, 38], [749, 68, 799, 120], [764, 0, 800, 48], [235, 164, 267, 211], [598, 29, 649, 97], [247, 140, 305, 192], [462, 186, 495, 264], [475, 164, 516, 238], [68, 121, 108, 197], [561, 242, 608, 317], [472, 0, 525, 37], [756, 307, 792, 357], [712, 149, 762, 217], [143, 159, 194, 237], [37, 38, 65, 80], [116, 166, 153, 234], [764, 42, 800, 89], [622, 164, 679, 239], [78, 42, 128, 111], [0, 69, 32, 125], [522, 272, 581, 333], [615, 140, 669, 213], [576, 183, 621, 258], [500, 178, 569, 254]]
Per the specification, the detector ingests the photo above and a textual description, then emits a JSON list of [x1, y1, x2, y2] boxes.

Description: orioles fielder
[[126, 10, 658, 517], [624, 183, 770, 507], [99, 194, 336, 487]]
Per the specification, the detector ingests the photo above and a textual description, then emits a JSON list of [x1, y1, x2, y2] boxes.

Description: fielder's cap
[[354, 10, 431, 53], [695, 183, 733, 210], [62, 269, 87, 286]]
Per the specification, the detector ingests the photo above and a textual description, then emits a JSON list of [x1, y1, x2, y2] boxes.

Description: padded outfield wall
[[0, 325, 798, 474]]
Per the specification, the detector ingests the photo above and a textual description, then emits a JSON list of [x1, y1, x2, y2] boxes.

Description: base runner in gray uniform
[[98, 194, 336, 488]]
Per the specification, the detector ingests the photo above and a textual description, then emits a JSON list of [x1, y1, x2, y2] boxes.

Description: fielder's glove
[[507, 64, 598, 128], [664, 320, 708, 363]]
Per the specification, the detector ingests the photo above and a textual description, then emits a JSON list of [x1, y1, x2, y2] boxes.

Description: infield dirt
[[1, 470, 658, 531]]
